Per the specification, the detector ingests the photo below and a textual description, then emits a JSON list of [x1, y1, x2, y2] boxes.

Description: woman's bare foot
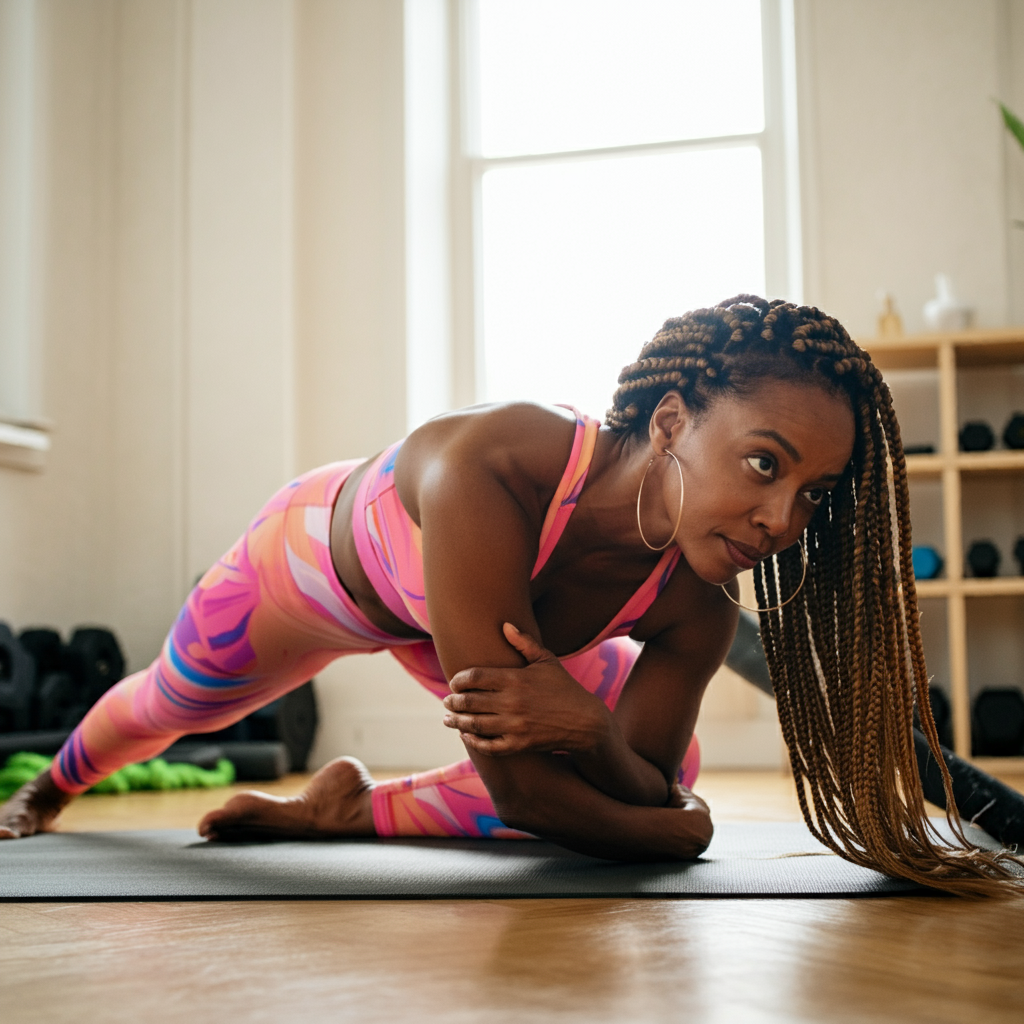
[[0, 769, 74, 839], [198, 756, 377, 842]]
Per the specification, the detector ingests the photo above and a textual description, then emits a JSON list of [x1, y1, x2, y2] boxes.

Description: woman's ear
[[648, 390, 689, 451]]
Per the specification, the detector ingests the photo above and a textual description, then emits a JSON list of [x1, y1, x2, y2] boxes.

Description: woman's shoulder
[[395, 402, 585, 516], [408, 401, 581, 471]]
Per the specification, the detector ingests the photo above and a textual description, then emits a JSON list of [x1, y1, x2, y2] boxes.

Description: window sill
[[0, 419, 51, 472]]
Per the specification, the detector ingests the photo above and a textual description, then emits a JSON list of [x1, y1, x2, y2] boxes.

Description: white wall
[[797, 0, 1020, 337], [0, 0, 118, 637]]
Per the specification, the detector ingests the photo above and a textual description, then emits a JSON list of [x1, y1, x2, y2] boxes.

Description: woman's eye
[[747, 455, 775, 478], [803, 488, 826, 506]]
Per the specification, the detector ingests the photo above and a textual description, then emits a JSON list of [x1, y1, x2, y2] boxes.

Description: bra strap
[[531, 407, 600, 579]]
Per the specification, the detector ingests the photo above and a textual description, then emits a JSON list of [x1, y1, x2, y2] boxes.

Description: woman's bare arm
[[396, 406, 726, 858]]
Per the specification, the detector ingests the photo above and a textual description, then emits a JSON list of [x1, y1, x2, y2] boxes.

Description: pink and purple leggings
[[51, 462, 700, 838]]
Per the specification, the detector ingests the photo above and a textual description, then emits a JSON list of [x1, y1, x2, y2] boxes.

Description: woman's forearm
[[569, 709, 672, 807], [471, 749, 712, 862]]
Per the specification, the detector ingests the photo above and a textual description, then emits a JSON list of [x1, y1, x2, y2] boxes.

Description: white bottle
[[923, 273, 974, 332]]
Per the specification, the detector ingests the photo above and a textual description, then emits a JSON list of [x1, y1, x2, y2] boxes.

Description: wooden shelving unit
[[865, 329, 1024, 771]]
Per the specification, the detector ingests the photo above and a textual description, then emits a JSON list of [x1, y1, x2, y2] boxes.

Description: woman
[[1, 296, 1016, 893]]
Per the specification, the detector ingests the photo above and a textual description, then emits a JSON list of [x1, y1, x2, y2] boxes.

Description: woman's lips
[[724, 538, 764, 571]]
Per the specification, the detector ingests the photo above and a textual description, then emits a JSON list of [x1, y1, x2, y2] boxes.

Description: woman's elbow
[[492, 797, 542, 836], [672, 812, 713, 860]]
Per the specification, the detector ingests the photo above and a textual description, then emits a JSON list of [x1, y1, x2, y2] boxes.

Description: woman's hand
[[442, 622, 611, 757], [0, 768, 74, 839]]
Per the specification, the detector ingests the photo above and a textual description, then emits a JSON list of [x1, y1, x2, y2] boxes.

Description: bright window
[[463, 0, 797, 420]]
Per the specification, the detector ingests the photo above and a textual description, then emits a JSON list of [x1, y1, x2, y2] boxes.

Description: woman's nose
[[753, 491, 795, 538]]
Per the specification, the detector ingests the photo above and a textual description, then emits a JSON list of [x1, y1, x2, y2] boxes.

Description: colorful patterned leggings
[[51, 462, 700, 838]]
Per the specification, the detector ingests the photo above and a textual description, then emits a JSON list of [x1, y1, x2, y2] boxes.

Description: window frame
[[446, 0, 802, 410]]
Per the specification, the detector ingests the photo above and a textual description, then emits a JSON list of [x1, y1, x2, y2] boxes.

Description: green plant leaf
[[1001, 102, 1024, 152]]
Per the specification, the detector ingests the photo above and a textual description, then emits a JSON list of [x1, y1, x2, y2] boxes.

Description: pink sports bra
[[351, 407, 681, 656]]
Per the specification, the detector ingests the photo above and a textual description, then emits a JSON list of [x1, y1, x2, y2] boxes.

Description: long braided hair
[[609, 295, 1020, 895]]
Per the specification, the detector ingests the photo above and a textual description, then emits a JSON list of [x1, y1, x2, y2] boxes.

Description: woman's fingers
[[448, 666, 505, 693], [459, 733, 520, 755], [502, 622, 557, 664], [443, 691, 482, 712]]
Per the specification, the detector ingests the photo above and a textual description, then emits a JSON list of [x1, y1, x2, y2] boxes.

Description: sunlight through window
[[471, 0, 770, 418]]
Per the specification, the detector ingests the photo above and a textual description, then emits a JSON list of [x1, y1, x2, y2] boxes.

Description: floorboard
[[3, 769, 1023, 1023]]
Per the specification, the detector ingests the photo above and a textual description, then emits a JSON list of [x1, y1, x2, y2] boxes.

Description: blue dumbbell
[[912, 546, 943, 580]]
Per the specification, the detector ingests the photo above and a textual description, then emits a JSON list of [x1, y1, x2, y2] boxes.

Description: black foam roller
[[914, 730, 1024, 846], [724, 610, 1024, 847], [724, 612, 773, 697], [160, 742, 227, 772], [216, 741, 290, 781], [0, 623, 36, 733]]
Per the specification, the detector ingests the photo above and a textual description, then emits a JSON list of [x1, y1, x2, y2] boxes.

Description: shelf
[[956, 451, 1024, 474], [860, 329, 1024, 759], [970, 756, 1024, 774], [904, 453, 944, 475], [904, 451, 1024, 476], [864, 328, 1024, 369], [915, 578, 1024, 598]]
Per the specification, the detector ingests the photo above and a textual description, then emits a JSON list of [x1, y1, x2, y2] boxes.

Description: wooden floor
[[3, 769, 1024, 1024]]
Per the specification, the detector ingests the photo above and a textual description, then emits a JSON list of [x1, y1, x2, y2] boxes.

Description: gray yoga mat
[[1, 819, 996, 900]]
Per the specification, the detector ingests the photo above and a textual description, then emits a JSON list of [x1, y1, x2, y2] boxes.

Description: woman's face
[[651, 379, 856, 585]]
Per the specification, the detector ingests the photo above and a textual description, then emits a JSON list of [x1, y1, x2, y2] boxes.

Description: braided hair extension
[[609, 295, 1020, 895]]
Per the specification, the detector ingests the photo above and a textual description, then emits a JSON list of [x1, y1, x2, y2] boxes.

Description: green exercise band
[[0, 750, 236, 801]]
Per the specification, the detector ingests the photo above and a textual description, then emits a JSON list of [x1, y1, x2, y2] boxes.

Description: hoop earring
[[720, 540, 808, 613], [636, 450, 685, 552]]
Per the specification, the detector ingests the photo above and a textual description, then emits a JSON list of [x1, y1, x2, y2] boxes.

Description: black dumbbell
[[1003, 412, 1024, 450], [1015, 537, 1024, 575], [18, 628, 89, 730], [66, 628, 126, 707], [0, 623, 35, 733], [34, 672, 83, 731], [973, 689, 1024, 756], [928, 687, 953, 750], [967, 540, 1001, 578], [18, 628, 64, 678], [959, 421, 995, 451]]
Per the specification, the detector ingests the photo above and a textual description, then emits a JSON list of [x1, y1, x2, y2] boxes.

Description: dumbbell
[[18, 628, 64, 677], [967, 540, 1000, 578], [1015, 537, 1024, 575], [0, 623, 35, 733], [912, 546, 943, 580], [959, 421, 995, 451], [973, 689, 1024, 756], [19, 628, 88, 730], [927, 687, 953, 750], [1003, 412, 1024, 450], [66, 627, 125, 707]]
